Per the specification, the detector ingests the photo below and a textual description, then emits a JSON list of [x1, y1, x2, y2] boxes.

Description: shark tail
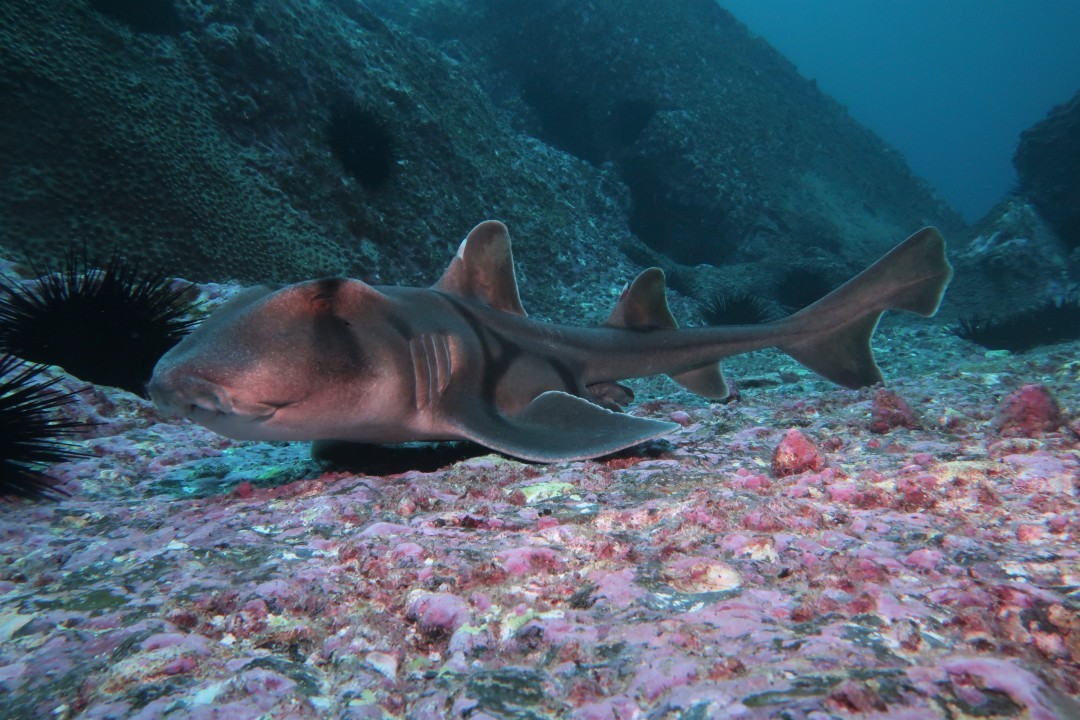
[[775, 226, 953, 389]]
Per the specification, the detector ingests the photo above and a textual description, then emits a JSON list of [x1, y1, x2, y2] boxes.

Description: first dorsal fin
[[434, 220, 526, 315]]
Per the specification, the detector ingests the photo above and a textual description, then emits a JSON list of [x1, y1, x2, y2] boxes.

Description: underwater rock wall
[[946, 91, 1079, 317], [0, 0, 645, 302], [367, 0, 965, 274], [3, 0, 968, 309], [1015, 89, 1080, 256]]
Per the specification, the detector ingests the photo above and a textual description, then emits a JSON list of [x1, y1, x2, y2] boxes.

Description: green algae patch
[[519, 482, 577, 503]]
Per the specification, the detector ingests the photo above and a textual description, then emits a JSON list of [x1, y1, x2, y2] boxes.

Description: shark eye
[[310, 293, 336, 314]]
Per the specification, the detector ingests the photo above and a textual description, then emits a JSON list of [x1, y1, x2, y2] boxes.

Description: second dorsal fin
[[605, 267, 730, 400], [604, 267, 677, 329], [433, 220, 526, 315]]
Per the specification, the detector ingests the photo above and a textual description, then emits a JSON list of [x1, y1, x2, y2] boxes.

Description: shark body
[[149, 221, 953, 462]]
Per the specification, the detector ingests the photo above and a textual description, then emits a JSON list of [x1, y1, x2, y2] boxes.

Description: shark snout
[[149, 371, 282, 425], [148, 371, 237, 418]]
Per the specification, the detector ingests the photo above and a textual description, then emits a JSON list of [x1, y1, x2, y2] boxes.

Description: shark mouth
[[149, 375, 281, 424]]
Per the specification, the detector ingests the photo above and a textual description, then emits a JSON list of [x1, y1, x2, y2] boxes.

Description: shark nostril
[[211, 386, 234, 414]]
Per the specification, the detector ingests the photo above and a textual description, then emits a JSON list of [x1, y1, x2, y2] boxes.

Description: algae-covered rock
[[1015, 89, 1080, 252], [369, 0, 964, 275], [0, 0, 645, 306]]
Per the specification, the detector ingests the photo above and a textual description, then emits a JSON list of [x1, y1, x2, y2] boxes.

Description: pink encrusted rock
[[590, 568, 648, 608], [729, 469, 772, 491], [405, 590, 471, 636], [574, 695, 640, 720], [497, 546, 563, 575], [240, 667, 297, 704], [941, 657, 1060, 720], [629, 658, 699, 702], [771, 428, 824, 477], [870, 387, 920, 433], [992, 384, 1063, 438], [904, 548, 943, 571], [1016, 524, 1045, 543], [391, 541, 425, 564], [359, 521, 412, 538], [670, 410, 692, 426], [140, 632, 213, 656]]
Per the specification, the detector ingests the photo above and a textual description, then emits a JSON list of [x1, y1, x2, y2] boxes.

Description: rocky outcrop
[[1015, 89, 1080, 252], [369, 0, 964, 275], [947, 197, 1072, 315], [3, 0, 965, 319], [0, 0, 644, 305], [946, 91, 1080, 317]]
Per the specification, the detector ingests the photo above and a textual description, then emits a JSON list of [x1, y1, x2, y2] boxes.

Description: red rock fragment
[[496, 546, 562, 575], [895, 475, 938, 511], [992, 384, 1063, 437], [771, 428, 824, 477], [163, 656, 198, 675], [904, 548, 943, 571], [826, 679, 888, 713], [1016, 524, 1044, 543], [870, 387, 919, 433]]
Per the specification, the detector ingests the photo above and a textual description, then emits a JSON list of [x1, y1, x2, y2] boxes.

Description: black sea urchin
[[952, 295, 1080, 353], [701, 291, 779, 326], [0, 354, 85, 500], [0, 253, 198, 396], [328, 104, 396, 191]]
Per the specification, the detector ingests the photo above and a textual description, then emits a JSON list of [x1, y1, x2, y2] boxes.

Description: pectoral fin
[[453, 391, 678, 462]]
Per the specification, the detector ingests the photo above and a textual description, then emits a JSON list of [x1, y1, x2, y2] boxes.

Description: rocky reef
[[4, 0, 961, 317], [0, 0, 642, 299], [371, 0, 963, 269], [3, 2, 1080, 716], [947, 90, 1079, 320], [1015, 90, 1080, 255], [1, 297, 1078, 718]]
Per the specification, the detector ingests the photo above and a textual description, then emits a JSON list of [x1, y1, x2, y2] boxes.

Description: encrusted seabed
[[1, 321, 1078, 719]]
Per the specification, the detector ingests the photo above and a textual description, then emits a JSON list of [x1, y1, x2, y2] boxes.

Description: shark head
[[148, 277, 409, 441]]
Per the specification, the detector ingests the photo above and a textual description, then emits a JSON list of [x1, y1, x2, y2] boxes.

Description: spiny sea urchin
[[0, 252, 199, 396], [952, 295, 1080, 353], [0, 354, 85, 501], [701, 291, 779, 326], [327, 103, 396, 191]]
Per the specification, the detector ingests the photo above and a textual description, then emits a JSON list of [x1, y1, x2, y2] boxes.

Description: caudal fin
[[777, 227, 953, 389]]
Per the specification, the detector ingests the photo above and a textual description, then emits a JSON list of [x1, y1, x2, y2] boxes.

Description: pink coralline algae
[[771, 427, 824, 476], [992, 383, 1063, 437], [406, 591, 472, 637], [496, 546, 564, 575], [870, 387, 921, 433], [1, 315, 1078, 718]]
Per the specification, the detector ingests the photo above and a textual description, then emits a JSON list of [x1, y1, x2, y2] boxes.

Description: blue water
[[719, 0, 1080, 223]]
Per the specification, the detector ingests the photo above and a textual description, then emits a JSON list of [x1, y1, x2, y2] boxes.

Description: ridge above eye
[[310, 294, 335, 313]]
